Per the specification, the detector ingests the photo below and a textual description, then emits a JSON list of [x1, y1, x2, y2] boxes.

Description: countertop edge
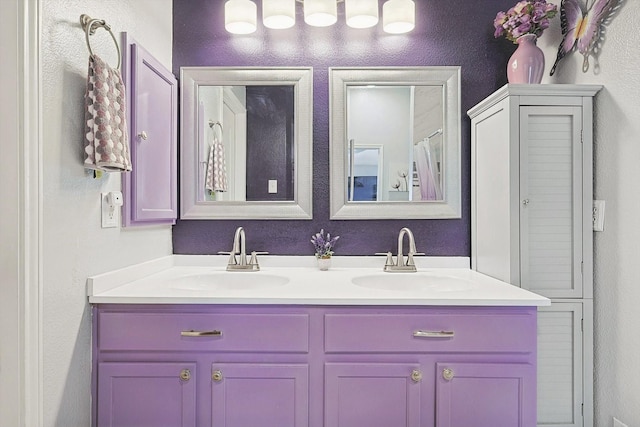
[[89, 296, 550, 307]]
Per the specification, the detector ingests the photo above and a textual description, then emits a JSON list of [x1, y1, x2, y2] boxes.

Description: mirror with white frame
[[329, 67, 461, 219], [180, 67, 313, 219]]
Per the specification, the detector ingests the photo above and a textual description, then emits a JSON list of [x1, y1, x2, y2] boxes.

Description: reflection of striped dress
[[205, 136, 228, 193]]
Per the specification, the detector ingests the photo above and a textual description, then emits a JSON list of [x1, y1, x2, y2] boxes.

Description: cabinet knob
[[442, 368, 455, 381], [212, 369, 223, 382], [522, 199, 530, 206], [411, 369, 422, 383], [137, 131, 148, 140], [180, 369, 191, 382]]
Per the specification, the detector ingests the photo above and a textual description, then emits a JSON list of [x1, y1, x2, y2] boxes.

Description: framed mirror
[[180, 67, 313, 219], [329, 67, 461, 219]]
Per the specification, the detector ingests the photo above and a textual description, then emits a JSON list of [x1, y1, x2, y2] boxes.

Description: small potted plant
[[311, 229, 339, 271]]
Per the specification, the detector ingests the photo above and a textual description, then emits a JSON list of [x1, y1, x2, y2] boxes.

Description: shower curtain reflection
[[413, 129, 443, 200]]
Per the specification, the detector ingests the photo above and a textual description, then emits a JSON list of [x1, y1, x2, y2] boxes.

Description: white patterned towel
[[83, 54, 131, 172], [205, 136, 228, 193]]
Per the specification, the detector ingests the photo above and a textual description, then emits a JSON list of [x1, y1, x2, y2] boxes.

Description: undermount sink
[[351, 273, 476, 292], [168, 272, 290, 291]]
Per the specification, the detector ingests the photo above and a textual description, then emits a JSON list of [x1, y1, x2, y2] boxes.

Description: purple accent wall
[[172, 0, 513, 256]]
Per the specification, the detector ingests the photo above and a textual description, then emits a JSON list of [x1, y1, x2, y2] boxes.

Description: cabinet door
[[325, 363, 421, 427], [519, 106, 583, 298], [435, 362, 535, 427], [122, 35, 178, 226], [97, 362, 196, 427], [211, 363, 308, 427], [537, 302, 586, 427]]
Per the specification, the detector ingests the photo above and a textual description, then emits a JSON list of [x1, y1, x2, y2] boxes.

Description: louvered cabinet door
[[537, 301, 590, 427], [519, 106, 584, 298]]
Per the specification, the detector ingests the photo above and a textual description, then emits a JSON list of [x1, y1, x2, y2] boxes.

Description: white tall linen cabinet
[[469, 84, 601, 427]]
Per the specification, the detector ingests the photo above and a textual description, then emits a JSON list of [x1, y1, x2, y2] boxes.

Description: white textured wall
[[538, 2, 640, 426], [41, 1, 173, 425], [0, 0, 22, 425]]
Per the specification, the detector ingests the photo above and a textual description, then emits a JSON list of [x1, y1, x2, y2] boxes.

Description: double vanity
[[89, 251, 548, 427], [107, 59, 588, 426]]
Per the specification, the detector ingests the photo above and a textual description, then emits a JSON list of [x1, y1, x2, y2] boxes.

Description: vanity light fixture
[[304, 0, 338, 27], [224, 0, 415, 34], [345, 0, 379, 29], [263, 0, 296, 29], [225, 0, 258, 34], [383, 0, 415, 34]]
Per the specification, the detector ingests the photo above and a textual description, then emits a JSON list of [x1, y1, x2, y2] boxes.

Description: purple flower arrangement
[[494, 0, 558, 43], [311, 229, 339, 259]]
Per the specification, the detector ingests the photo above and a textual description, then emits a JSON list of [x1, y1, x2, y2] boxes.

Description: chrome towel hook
[[209, 120, 223, 138], [80, 14, 121, 69], [209, 120, 223, 132]]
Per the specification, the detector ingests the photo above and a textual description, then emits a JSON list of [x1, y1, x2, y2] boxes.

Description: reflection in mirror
[[180, 67, 313, 220], [330, 67, 461, 219], [347, 85, 444, 202], [199, 85, 294, 202], [348, 145, 383, 201]]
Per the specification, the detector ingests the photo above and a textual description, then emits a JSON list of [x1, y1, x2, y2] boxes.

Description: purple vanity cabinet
[[97, 362, 197, 427], [325, 363, 422, 426], [323, 307, 538, 427], [435, 362, 536, 427], [121, 34, 178, 226], [93, 305, 539, 427], [210, 363, 309, 427]]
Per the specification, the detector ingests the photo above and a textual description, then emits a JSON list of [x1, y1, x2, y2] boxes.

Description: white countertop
[[87, 255, 550, 307]]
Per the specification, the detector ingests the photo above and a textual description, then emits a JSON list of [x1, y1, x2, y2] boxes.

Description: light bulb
[[383, 0, 415, 34], [346, 0, 379, 29], [304, 0, 338, 27], [225, 0, 257, 34], [263, 0, 296, 29]]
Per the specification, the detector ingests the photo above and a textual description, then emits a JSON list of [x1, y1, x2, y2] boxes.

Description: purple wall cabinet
[[97, 362, 197, 427], [93, 305, 538, 427], [122, 33, 178, 226], [211, 363, 309, 427]]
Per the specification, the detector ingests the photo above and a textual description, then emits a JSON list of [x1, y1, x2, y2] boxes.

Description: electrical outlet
[[613, 417, 628, 427], [593, 200, 605, 232], [101, 192, 119, 228]]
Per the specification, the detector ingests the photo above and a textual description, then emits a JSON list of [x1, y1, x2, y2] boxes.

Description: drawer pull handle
[[180, 369, 191, 382], [181, 330, 223, 337], [413, 330, 455, 338], [212, 370, 223, 382], [442, 368, 455, 381], [411, 369, 422, 383]]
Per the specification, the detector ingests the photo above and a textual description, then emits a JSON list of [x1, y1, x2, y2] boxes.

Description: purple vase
[[507, 34, 545, 84]]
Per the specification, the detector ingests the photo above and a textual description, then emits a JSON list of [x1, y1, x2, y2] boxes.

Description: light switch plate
[[268, 180, 278, 194]]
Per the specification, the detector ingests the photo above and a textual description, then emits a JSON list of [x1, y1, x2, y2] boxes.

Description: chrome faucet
[[220, 227, 268, 271], [377, 227, 424, 272]]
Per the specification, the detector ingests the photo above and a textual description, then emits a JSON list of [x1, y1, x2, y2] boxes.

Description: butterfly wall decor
[[550, 0, 623, 76]]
